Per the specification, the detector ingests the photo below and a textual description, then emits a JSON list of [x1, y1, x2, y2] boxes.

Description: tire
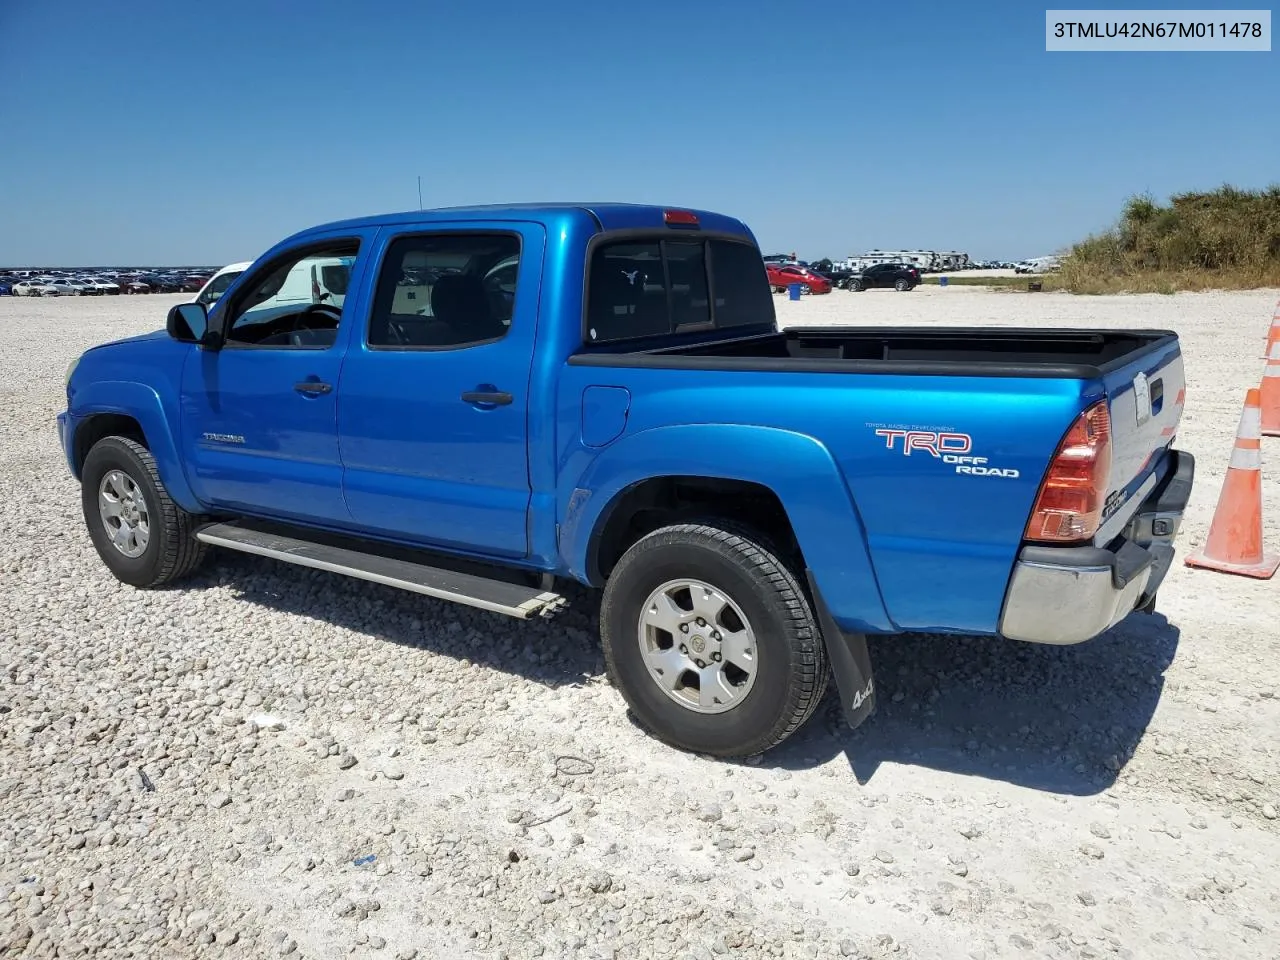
[[894, 279, 909, 291], [850, 280, 865, 292], [600, 522, 830, 757], [81, 436, 207, 588]]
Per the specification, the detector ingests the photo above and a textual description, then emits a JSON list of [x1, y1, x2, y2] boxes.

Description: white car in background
[[12, 280, 56, 297], [79, 277, 120, 295]]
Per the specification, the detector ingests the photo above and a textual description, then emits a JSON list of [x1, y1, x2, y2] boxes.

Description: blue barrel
[[787, 283, 802, 300], [939, 275, 949, 287]]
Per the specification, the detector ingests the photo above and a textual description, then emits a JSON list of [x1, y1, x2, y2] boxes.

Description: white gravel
[[2, 287, 1279, 960]]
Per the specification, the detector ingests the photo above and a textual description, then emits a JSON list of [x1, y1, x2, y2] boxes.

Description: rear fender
[[560, 424, 894, 634], [69, 380, 201, 513]]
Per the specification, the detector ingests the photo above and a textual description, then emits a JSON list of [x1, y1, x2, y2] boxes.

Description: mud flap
[[805, 570, 877, 730]]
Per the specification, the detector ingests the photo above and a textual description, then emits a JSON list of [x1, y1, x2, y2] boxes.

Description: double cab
[[59, 203, 1194, 757]]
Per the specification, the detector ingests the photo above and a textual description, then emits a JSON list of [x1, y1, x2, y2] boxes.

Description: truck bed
[[572, 326, 1178, 379], [565, 321, 1187, 635]]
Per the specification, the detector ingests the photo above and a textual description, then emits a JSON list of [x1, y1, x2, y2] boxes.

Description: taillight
[[1025, 401, 1112, 544]]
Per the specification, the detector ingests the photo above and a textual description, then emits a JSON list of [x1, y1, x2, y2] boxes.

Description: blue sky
[[2, 0, 1275, 266]]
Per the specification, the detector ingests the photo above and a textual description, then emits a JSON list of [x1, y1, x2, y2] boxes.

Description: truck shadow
[[206, 557, 607, 687], [204, 554, 1177, 796], [765, 613, 1181, 795]]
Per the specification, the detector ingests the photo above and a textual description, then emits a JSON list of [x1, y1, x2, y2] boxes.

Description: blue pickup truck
[[59, 203, 1194, 757]]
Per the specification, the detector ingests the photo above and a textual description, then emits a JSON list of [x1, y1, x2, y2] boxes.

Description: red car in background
[[766, 263, 832, 295]]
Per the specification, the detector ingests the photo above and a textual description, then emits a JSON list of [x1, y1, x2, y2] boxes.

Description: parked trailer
[[934, 251, 972, 271], [841, 250, 943, 272]]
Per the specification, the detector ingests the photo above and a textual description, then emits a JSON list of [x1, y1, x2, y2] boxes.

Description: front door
[[179, 234, 370, 526], [337, 223, 544, 558]]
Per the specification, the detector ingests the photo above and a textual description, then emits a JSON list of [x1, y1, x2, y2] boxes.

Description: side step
[[195, 521, 567, 620]]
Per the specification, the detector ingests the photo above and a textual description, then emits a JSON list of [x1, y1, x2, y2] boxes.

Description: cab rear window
[[586, 237, 774, 343]]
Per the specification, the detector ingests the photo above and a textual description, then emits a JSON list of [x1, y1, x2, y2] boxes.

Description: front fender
[[560, 423, 895, 634], [69, 380, 201, 514]]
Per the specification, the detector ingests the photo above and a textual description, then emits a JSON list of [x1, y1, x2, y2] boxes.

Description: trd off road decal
[[866, 423, 1020, 479]]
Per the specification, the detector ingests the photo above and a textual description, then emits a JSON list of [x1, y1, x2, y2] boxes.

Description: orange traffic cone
[[1263, 342, 1280, 437], [1185, 389, 1278, 579], [1264, 303, 1280, 359]]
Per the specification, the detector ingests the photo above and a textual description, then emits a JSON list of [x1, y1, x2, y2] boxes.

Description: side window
[[367, 233, 520, 349], [225, 242, 359, 349]]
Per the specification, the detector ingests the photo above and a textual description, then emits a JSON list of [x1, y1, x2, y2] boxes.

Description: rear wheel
[[894, 279, 910, 291], [81, 436, 208, 588], [600, 522, 830, 757]]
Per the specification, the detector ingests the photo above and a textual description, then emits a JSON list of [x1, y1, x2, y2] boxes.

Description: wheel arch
[[560, 423, 894, 633], [73, 413, 147, 474], [69, 380, 202, 514], [587, 475, 799, 585]]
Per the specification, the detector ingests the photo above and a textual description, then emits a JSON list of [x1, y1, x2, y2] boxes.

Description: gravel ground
[[2, 287, 1278, 960]]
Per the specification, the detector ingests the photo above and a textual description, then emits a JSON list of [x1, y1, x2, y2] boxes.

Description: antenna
[[417, 176, 423, 211]]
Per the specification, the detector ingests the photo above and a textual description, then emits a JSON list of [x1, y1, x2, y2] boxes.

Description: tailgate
[[1093, 335, 1186, 545]]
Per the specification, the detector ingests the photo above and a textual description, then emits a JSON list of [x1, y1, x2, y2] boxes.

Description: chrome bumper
[[999, 449, 1194, 645]]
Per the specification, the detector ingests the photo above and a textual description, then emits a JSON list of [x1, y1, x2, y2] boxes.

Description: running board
[[195, 521, 567, 620]]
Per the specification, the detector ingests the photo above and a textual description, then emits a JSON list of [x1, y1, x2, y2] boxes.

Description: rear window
[[586, 236, 773, 343]]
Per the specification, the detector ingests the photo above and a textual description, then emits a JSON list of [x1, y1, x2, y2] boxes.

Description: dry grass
[[1060, 186, 1280, 293]]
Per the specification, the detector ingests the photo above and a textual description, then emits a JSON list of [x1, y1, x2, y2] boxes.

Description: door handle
[[294, 380, 332, 395], [461, 390, 513, 406]]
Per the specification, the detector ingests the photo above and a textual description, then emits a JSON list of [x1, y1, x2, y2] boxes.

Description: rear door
[[337, 222, 545, 558]]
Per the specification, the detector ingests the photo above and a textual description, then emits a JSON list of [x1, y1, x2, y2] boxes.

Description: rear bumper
[[998, 449, 1194, 645]]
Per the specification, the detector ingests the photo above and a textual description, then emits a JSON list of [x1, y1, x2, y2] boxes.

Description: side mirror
[[167, 302, 210, 344]]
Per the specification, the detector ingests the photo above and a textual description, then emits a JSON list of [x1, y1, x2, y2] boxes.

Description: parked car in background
[[766, 263, 832, 294], [14, 280, 56, 296], [37, 278, 85, 296], [0, 279, 14, 296], [80, 277, 121, 295], [66, 278, 100, 295], [846, 263, 920, 292], [192, 262, 252, 307], [141, 274, 183, 293], [822, 265, 857, 289]]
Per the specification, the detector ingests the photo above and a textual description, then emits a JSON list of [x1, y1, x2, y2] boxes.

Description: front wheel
[[81, 436, 208, 588], [850, 280, 865, 292], [600, 523, 830, 757]]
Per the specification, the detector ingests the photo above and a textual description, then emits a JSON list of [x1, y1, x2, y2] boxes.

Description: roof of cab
[[290, 203, 755, 243]]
